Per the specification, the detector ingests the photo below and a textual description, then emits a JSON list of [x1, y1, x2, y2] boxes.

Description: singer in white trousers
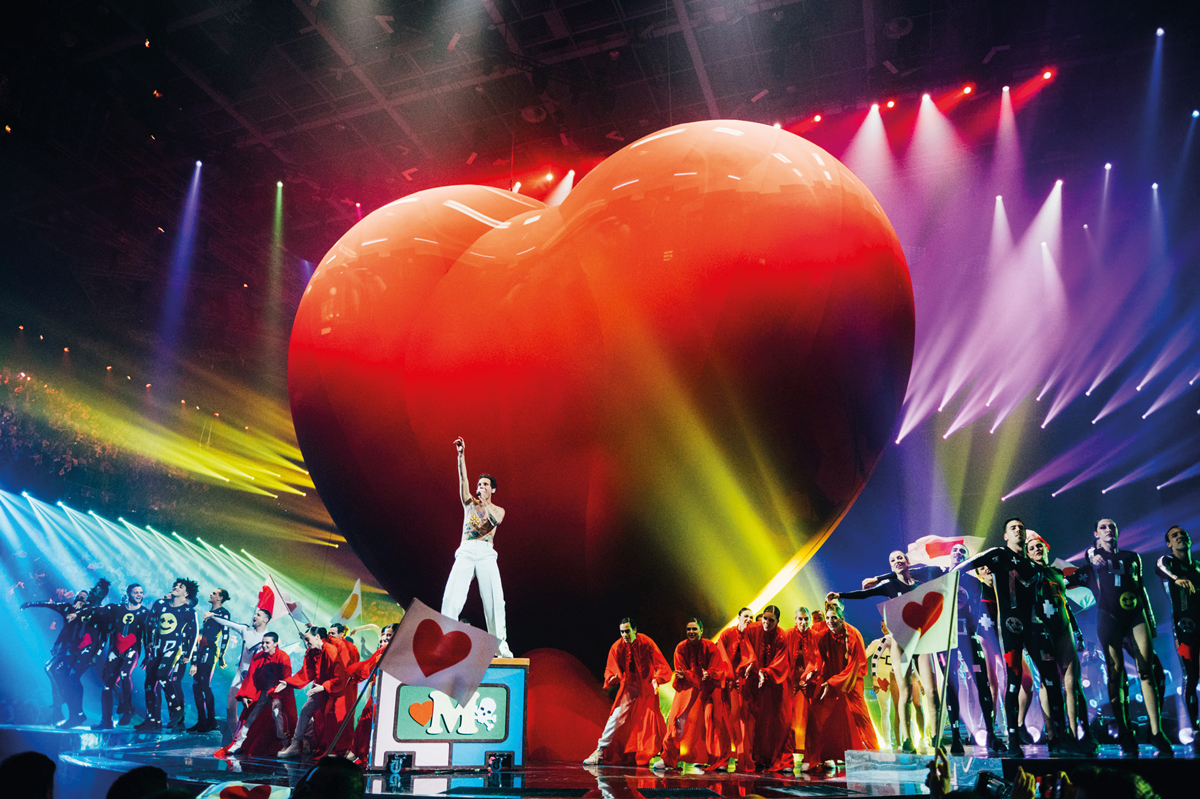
[[441, 539, 513, 658]]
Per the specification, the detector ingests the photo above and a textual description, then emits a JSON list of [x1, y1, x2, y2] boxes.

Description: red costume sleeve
[[320, 641, 348, 694], [285, 649, 319, 687], [347, 647, 382, 681], [827, 626, 867, 693], [236, 654, 264, 703], [603, 640, 624, 690], [704, 639, 730, 683], [642, 635, 673, 685], [671, 642, 694, 691]]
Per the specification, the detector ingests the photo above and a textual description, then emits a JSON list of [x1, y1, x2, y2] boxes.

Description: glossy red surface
[[288, 120, 914, 666]]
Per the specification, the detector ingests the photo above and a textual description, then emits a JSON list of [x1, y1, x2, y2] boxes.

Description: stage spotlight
[[922, 93, 931, 101], [1157, 28, 1164, 36], [545, 172, 554, 180], [1105, 163, 1112, 170], [886, 100, 895, 108], [962, 85, 972, 94], [1002, 85, 1010, 92], [1083, 224, 1088, 229], [1056, 179, 1063, 185], [196, 160, 202, 167], [512, 181, 522, 193], [870, 103, 879, 111], [772, 122, 781, 129], [1152, 182, 1158, 189], [276, 181, 282, 188], [1042, 70, 1053, 80], [812, 114, 821, 122], [1193, 110, 1199, 118]]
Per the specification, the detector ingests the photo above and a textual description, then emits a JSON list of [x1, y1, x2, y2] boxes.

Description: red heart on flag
[[219, 784, 273, 799], [412, 618, 472, 677], [257, 586, 275, 613], [408, 700, 434, 726], [901, 592, 943, 635]]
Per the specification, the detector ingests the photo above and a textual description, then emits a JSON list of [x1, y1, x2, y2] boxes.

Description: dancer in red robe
[[216, 633, 297, 758], [584, 618, 672, 767], [348, 623, 398, 762], [787, 607, 818, 758], [716, 607, 754, 771], [743, 605, 794, 772], [660, 619, 731, 771], [278, 627, 346, 758], [804, 599, 879, 769]]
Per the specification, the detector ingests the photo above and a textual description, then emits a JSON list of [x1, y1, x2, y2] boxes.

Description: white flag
[[379, 599, 499, 706], [880, 571, 959, 664], [906, 535, 985, 569], [331, 579, 363, 627]]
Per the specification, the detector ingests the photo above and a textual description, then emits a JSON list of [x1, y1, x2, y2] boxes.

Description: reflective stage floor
[[2, 725, 1198, 798]]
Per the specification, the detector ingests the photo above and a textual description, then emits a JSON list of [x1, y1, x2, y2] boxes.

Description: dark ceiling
[[0, 0, 1194, 371]]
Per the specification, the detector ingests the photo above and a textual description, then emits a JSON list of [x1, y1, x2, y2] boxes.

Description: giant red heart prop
[[288, 120, 914, 666], [901, 593, 944, 635], [412, 618, 472, 677]]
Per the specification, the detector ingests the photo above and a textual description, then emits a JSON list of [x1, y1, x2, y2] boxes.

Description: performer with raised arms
[[203, 599, 272, 739], [826, 550, 944, 753], [441, 437, 512, 658], [1156, 525, 1200, 751]]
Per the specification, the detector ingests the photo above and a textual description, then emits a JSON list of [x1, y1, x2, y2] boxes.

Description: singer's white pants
[[441, 539, 513, 658]]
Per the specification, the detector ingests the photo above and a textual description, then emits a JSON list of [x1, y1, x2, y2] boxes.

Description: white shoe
[[497, 641, 514, 658], [650, 759, 667, 771], [583, 747, 605, 765]]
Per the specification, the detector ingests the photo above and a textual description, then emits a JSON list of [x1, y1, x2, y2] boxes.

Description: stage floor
[[2, 724, 1197, 798]]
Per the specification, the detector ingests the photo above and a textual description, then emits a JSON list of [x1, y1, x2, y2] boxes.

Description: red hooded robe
[[232, 647, 297, 758], [661, 637, 731, 768], [715, 624, 753, 770], [804, 620, 878, 765], [743, 623, 794, 772], [601, 633, 672, 766]]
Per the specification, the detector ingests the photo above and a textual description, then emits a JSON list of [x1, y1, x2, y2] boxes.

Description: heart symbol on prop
[[408, 699, 435, 727], [412, 619, 473, 677], [289, 120, 914, 664], [116, 632, 136, 653], [901, 593, 944, 635], [218, 785, 274, 799]]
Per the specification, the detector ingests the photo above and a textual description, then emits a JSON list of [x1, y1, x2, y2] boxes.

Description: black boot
[[949, 727, 965, 756], [1150, 731, 1175, 758]]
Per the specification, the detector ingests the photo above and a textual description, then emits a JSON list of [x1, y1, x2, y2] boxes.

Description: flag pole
[[934, 571, 959, 751], [319, 655, 383, 760]]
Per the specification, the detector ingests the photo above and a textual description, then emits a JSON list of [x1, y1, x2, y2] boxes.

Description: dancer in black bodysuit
[[942, 542, 1002, 754], [1023, 533, 1097, 754], [827, 549, 945, 753], [1069, 518, 1172, 758], [189, 588, 231, 733], [137, 578, 199, 731], [92, 584, 150, 728], [956, 518, 1072, 757], [21, 588, 90, 725], [49, 579, 110, 727], [1156, 525, 1200, 751]]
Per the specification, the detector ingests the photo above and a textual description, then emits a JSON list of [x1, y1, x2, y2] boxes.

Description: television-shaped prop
[[368, 658, 527, 770]]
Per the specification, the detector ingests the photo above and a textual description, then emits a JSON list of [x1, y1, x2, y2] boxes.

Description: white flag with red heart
[[258, 574, 309, 626], [879, 571, 959, 664], [379, 598, 500, 706]]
